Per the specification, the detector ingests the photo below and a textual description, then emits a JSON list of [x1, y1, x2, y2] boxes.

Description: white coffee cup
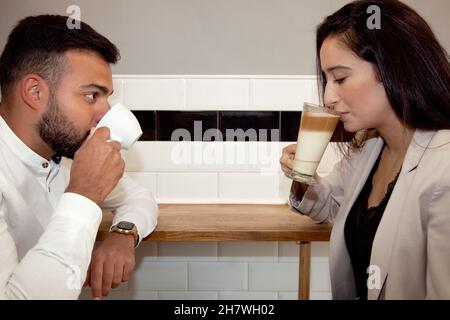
[[96, 103, 143, 150]]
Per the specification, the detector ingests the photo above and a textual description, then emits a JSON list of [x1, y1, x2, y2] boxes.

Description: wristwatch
[[110, 221, 139, 246]]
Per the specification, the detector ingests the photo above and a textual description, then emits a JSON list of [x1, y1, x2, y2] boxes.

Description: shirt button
[[42, 162, 49, 168]]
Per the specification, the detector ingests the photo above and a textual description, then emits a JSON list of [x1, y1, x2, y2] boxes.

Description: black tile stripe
[[156, 111, 218, 141], [132, 110, 352, 142], [219, 111, 280, 142], [280, 111, 301, 142], [132, 111, 156, 141]]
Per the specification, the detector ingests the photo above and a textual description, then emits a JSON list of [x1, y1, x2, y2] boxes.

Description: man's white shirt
[[0, 116, 158, 299]]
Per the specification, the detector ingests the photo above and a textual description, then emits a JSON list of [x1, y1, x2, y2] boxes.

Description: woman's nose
[[323, 82, 339, 109]]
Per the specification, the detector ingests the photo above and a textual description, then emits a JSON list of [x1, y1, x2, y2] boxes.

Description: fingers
[[101, 262, 114, 297], [111, 263, 124, 289], [82, 127, 122, 152], [78, 127, 111, 152], [108, 140, 122, 151], [93, 127, 122, 150], [88, 235, 136, 299], [282, 144, 297, 157], [89, 260, 131, 298], [87, 127, 97, 140], [77, 128, 96, 151], [122, 261, 134, 282], [280, 152, 295, 169], [91, 261, 116, 298], [281, 164, 291, 175], [90, 260, 104, 299], [280, 143, 297, 171], [94, 126, 111, 140]]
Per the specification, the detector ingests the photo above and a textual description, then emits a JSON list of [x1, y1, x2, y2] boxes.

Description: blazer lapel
[[330, 137, 384, 299], [368, 130, 437, 300]]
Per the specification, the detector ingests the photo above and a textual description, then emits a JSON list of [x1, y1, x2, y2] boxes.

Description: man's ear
[[20, 74, 49, 111]]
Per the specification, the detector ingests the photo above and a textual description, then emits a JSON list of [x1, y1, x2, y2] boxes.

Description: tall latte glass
[[288, 102, 340, 184]]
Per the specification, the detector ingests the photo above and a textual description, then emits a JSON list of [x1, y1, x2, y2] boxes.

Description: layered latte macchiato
[[289, 103, 339, 184]]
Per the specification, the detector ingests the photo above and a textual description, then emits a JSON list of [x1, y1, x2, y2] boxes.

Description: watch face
[[117, 221, 134, 230]]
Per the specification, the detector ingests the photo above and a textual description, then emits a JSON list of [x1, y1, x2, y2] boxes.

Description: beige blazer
[[294, 129, 450, 299]]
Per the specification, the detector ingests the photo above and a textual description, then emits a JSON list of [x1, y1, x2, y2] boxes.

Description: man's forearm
[[102, 174, 159, 244]]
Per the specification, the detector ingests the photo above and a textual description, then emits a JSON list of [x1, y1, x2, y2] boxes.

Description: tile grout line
[[278, 111, 282, 142], [247, 262, 250, 292], [186, 261, 190, 292], [154, 110, 158, 141], [182, 78, 187, 110], [248, 78, 252, 111]]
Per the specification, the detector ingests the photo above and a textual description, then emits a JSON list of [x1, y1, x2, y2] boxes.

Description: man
[[0, 15, 158, 299]]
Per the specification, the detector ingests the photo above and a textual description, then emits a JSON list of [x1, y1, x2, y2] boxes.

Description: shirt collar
[[0, 115, 54, 175]]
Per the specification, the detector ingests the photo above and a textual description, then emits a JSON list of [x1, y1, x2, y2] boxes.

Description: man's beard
[[37, 96, 89, 159]]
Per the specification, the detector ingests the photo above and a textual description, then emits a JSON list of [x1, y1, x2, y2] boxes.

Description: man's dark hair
[[0, 15, 120, 101], [316, 0, 450, 148]]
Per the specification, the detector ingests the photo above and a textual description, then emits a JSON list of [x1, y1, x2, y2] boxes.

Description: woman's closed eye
[[334, 77, 347, 84]]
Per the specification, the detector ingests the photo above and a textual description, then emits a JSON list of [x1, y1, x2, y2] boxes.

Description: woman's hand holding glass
[[280, 144, 297, 177]]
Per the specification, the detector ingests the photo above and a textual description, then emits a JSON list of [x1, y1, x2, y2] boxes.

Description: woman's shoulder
[[416, 130, 450, 181], [432, 129, 450, 145], [421, 130, 450, 155]]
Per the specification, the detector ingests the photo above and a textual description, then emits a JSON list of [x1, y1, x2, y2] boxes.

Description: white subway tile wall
[[85, 76, 338, 300], [156, 172, 218, 201], [250, 79, 312, 110], [310, 80, 321, 105], [189, 262, 249, 291], [158, 242, 218, 262], [135, 242, 158, 262], [218, 242, 278, 263], [126, 172, 157, 196], [109, 79, 124, 107], [187, 79, 249, 110], [80, 242, 331, 300], [249, 263, 298, 291], [123, 78, 185, 110], [130, 262, 188, 291], [278, 242, 300, 263]]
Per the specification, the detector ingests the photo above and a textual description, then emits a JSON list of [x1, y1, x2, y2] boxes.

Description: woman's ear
[[20, 74, 49, 111]]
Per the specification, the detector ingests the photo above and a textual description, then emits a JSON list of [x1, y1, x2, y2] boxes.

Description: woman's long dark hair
[[317, 0, 450, 150]]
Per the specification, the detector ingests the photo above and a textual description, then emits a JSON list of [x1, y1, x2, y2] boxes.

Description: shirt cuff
[[56, 193, 102, 232], [289, 193, 304, 214]]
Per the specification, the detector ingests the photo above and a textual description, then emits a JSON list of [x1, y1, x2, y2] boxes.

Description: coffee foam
[[300, 112, 340, 132]]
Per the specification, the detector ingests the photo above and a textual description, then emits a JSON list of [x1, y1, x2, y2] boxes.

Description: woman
[[280, 0, 450, 300]]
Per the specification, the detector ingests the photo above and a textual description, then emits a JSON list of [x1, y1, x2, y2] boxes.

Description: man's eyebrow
[[325, 65, 352, 73], [80, 84, 112, 95]]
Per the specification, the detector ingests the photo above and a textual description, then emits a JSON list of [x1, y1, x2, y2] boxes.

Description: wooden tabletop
[[97, 204, 332, 242]]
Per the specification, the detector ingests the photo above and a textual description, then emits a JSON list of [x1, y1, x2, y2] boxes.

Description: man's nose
[[96, 103, 111, 124]]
